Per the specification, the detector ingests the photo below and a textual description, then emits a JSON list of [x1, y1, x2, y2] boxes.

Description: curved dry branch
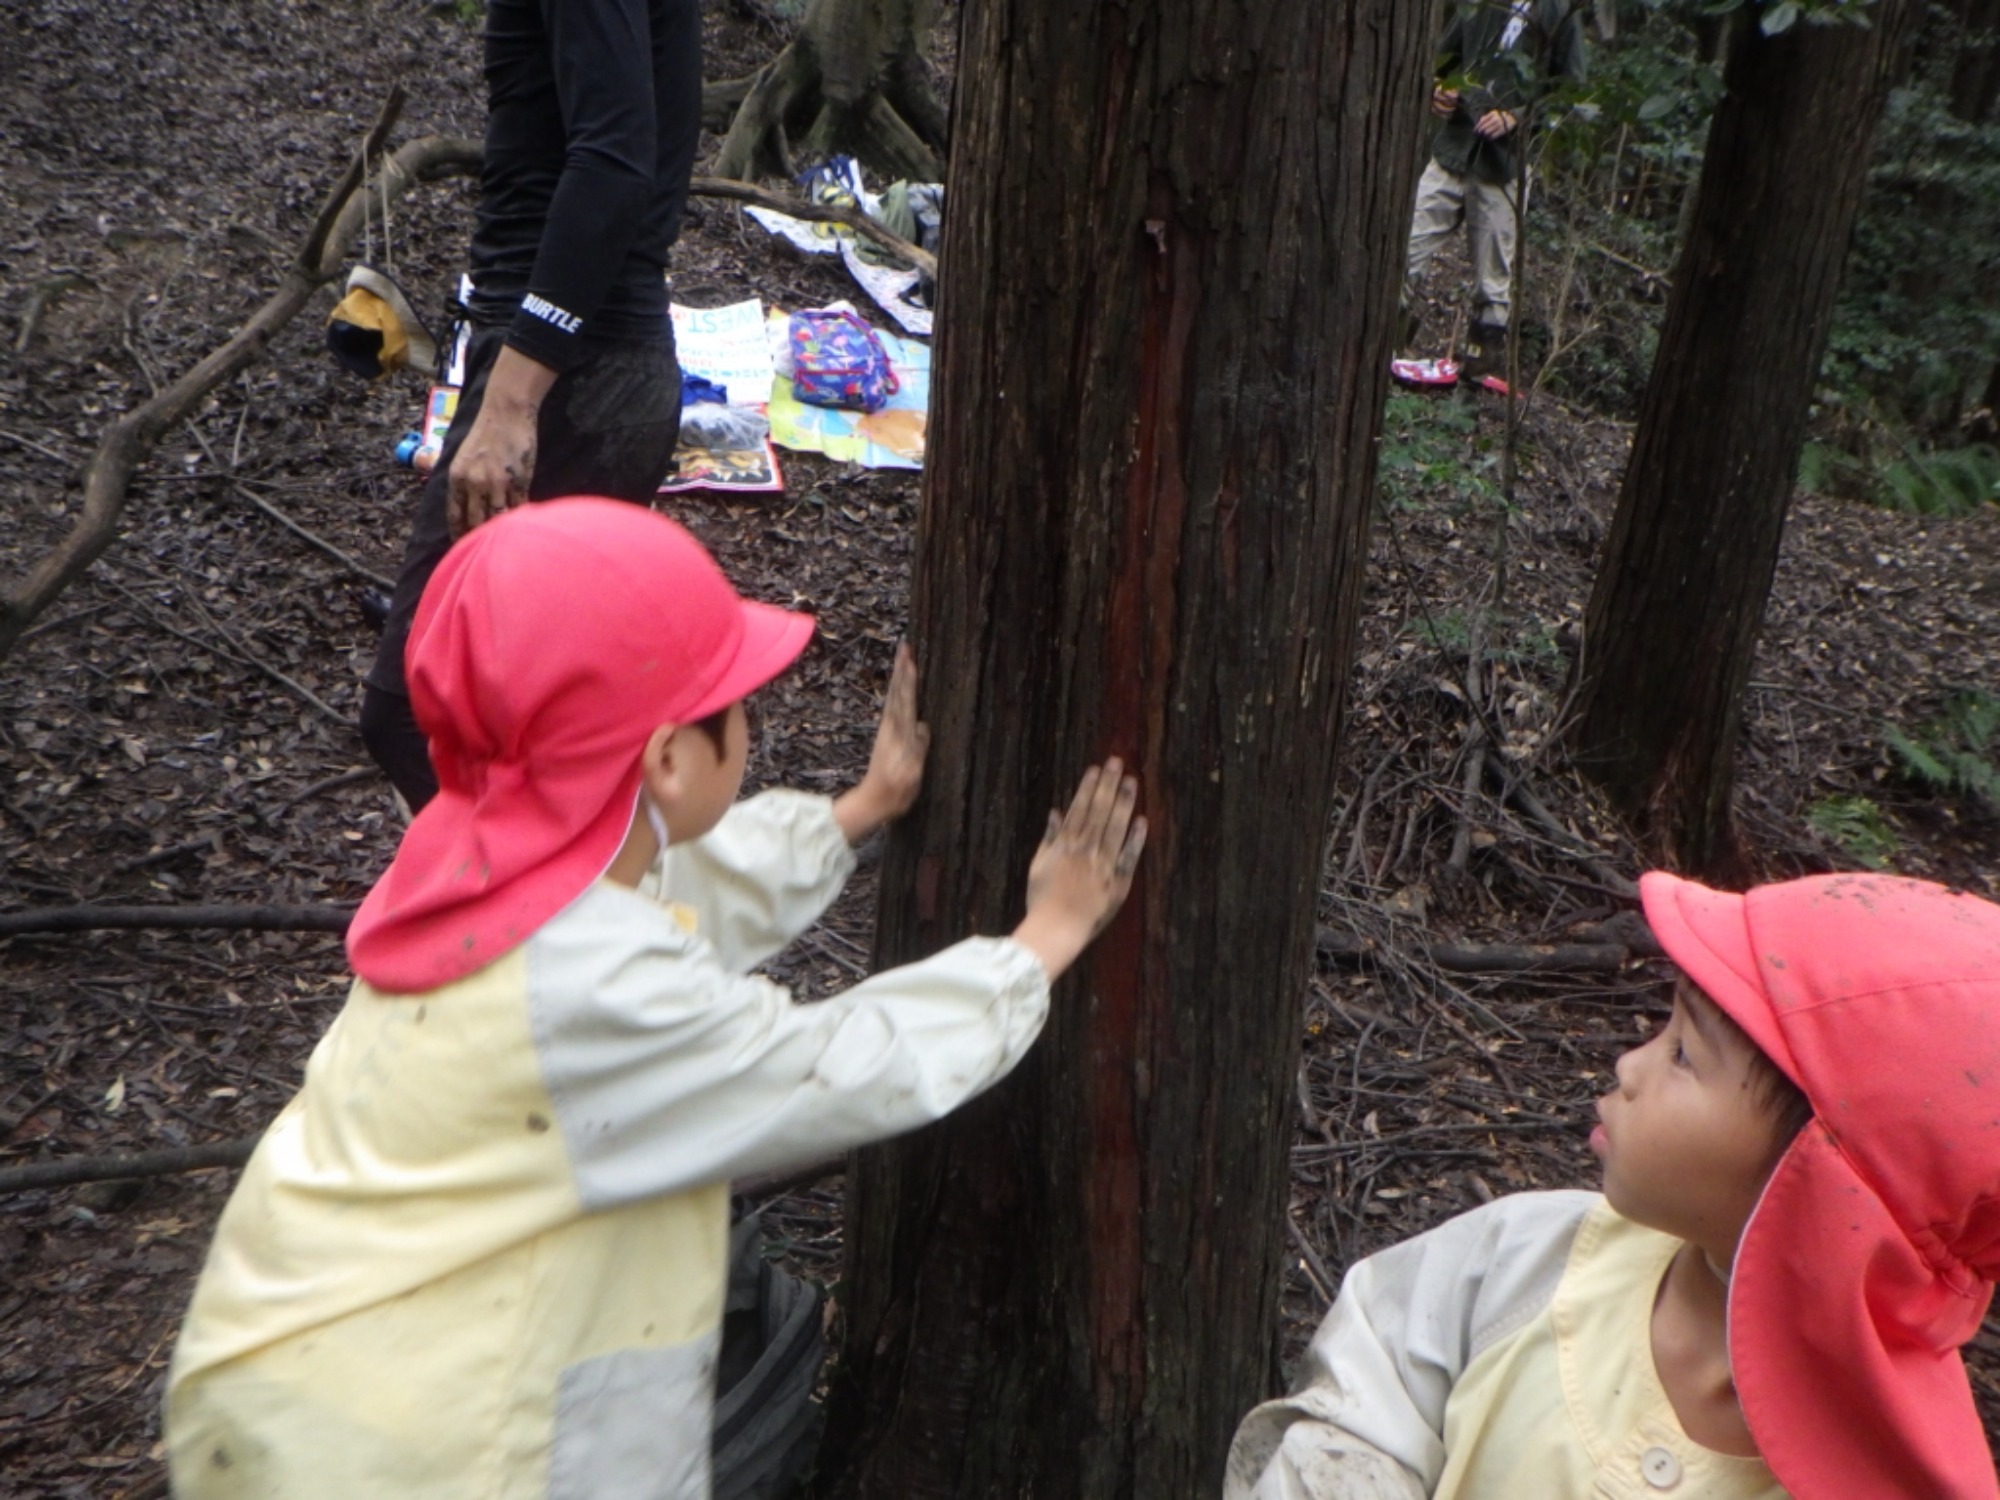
[[691, 174, 935, 277], [0, 118, 482, 664]]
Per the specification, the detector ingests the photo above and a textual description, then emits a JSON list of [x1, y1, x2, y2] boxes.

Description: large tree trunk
[[1567, 1, 1921, 875], [821, 3, 1429, 1496]]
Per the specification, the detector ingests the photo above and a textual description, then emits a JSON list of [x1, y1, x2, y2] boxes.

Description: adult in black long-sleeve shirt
[[362, 0, 700, 809]]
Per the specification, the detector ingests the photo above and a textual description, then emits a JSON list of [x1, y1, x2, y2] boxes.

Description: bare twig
[[177, 413, 396, 590], [1483, 751, 1638, 899], [0, 428, 79, 467], [1287, 1213, 1337, 1307], [108, 834, 222, 877], [1444, 595, 1500, 879], [108, 580, 348, 724], [226, 481, 396, 590], [735, 1156, 844, 1202], [270, 766, 378, 817], [1587, 240, 1669, 288], [14, 272, 92, 354]]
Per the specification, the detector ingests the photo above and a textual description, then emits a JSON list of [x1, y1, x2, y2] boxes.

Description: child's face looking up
[[1592, 979, 1789, 1262]]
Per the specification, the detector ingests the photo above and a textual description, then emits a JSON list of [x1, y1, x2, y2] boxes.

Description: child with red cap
[[164, 497, 1146, 1499], [1227, 870, 2000, 1500]]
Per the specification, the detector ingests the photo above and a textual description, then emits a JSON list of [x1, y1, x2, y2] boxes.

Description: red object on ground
[[1391, 356, 1459, 388]]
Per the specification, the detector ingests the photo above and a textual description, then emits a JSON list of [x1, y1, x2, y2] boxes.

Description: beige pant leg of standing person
[[1402, 159, 1467, 326], [1465, 173, 1523, 337]]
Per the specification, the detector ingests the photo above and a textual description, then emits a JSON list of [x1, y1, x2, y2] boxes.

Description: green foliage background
[[1487, 0, 2000, 519]]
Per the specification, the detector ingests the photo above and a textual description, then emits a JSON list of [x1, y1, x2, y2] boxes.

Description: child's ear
[[639, 723, 682, 809]]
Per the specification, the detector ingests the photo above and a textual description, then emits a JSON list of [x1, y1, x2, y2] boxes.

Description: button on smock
[[1640, 1445, 1683, 1489]]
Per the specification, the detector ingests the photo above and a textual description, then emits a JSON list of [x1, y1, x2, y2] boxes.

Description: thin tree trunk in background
[[823, 2, 1430, 1495], [1568, 0, 1922, 875], [1949, 0, 2000, 122]]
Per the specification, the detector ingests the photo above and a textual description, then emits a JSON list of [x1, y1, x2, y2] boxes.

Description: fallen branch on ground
[[0, 1136, 259, 1195], [0, 904, 355, 938], [1315, 925, 1647, 976], [228, 480, 394, 590]]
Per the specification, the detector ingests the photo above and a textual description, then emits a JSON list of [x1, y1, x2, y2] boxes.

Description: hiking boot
[[1461, 321, 1510, 381]]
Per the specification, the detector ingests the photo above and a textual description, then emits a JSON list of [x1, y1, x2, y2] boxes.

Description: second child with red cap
[[1228, 870, 2000, 1500], [162, 497, 1147, 1500]]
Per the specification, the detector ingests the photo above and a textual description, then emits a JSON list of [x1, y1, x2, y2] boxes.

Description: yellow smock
[[167, 791, 1051, 1500], [1227, 1193, 1786, 1500]]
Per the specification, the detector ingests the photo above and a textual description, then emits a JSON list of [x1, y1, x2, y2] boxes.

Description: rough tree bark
[[1567, 0, 1922, 875], [707, 0, 948, 182], [822, 3, 1429, 1496]]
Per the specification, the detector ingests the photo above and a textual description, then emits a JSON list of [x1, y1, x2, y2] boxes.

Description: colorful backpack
[[788, 309, 900, 413]]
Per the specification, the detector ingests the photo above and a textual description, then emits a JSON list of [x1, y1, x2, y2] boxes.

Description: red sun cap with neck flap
[[347, 498, 814, 994], [1641, 870, 2000, 1500]]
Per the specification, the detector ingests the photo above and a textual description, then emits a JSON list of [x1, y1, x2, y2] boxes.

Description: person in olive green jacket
[[1403, 0, 1587, 376]]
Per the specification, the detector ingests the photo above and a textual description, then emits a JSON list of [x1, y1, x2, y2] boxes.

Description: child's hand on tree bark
[[834, 643, 931, 845], [1013, 759, 1147, 981]]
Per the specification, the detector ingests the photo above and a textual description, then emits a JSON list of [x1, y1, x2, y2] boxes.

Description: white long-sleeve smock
[[165, 790, 1050, 1500], [1226, 1192, 1786, 1500]]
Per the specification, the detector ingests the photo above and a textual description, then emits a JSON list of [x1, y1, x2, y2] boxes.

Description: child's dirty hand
[[1013, 759, 1146, 981], [834, 643, 931, 845]]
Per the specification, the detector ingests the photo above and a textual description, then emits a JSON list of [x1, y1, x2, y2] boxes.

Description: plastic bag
[[680, 404, 771, 450]]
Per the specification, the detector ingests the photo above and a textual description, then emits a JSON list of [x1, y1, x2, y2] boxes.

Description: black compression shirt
[[466, 0, 702, 370]]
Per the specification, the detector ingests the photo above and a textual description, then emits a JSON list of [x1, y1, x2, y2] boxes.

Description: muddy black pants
[[360, 322, 682, 810]]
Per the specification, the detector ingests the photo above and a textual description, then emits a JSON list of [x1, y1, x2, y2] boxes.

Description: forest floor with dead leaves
[[4, 2, 1999, 1495]]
